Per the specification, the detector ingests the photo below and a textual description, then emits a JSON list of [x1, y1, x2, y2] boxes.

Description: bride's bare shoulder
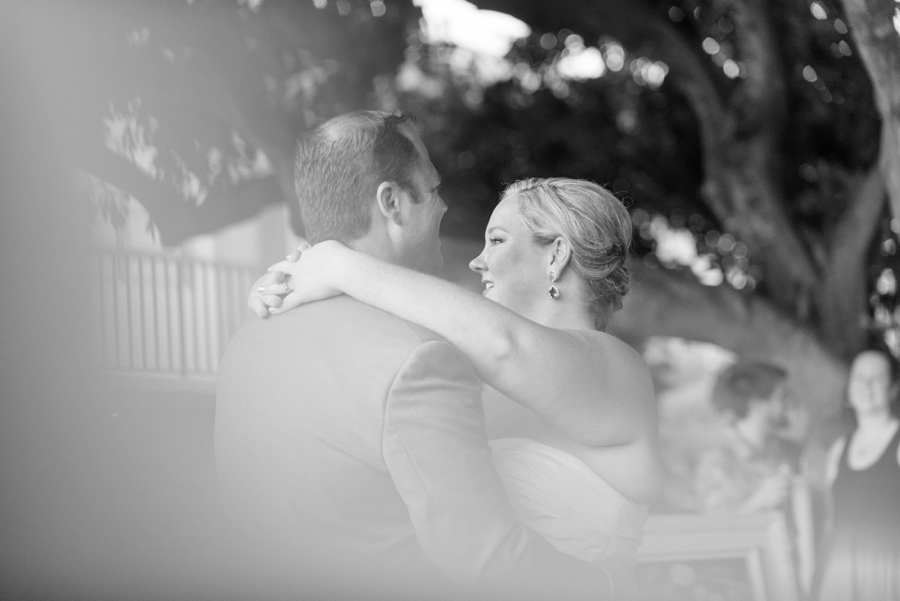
[[567, 328, 650, 367]]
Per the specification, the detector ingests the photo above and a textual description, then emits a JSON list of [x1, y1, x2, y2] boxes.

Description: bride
[[251, 177, 664, 568]]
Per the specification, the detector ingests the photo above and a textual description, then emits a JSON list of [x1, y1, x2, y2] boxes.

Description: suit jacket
[[214, 296, 610, 600]]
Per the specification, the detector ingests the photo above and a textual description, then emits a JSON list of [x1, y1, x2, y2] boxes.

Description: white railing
[[91, 249, 262, 384]]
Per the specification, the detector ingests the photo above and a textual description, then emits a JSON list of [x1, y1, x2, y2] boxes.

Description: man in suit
[[214, 111, 615, 600]]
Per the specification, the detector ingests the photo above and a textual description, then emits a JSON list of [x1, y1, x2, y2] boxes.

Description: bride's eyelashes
[[489, 237, 504, 245]]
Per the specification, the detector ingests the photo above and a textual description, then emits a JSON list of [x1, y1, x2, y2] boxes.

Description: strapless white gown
[[489, 438, 648, 567]]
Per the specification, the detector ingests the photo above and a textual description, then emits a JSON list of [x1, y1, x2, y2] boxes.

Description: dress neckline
[[843, 419, 900, 473]]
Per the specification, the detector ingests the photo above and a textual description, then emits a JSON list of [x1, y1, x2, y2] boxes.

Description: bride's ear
[[548, 237, 572, 274], [375, 181, 403, 225]]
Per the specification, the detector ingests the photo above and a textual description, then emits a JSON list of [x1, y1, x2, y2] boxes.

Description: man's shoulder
[[337, 296, 448, 341], [230, 296, 450, 356]]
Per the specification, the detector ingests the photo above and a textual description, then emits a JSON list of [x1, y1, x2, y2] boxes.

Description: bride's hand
[[257, 240, 346, 316], [247, 243, 312, 318], [248, 269, 290, 318]]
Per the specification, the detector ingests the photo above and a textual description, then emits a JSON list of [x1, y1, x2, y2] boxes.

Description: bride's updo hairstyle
[[504, 177, 632, 331]]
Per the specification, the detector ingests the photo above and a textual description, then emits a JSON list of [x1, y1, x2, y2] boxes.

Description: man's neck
[[345, 233, 396, 266]]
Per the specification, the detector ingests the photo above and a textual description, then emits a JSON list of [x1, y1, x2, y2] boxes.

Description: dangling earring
[[548, 271, 560, 300]]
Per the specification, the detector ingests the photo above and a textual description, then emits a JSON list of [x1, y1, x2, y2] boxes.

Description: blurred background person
[[642, 337, 735, 513], [694, 360, 815, 591], [813, 349, 900, 601]]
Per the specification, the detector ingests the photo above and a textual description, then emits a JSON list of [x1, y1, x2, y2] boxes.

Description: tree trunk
[[693, 0, 820, 318], [841, 0, 900, 223], [818, 168, 886, 358]]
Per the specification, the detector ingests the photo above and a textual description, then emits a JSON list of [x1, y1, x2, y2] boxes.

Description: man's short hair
[[712, 360, 788, 419], [294, 111, 421, 243]]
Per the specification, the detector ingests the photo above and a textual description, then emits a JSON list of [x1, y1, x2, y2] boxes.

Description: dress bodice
[[489, 437, 648, 566], [813, 424, 900, 601], [832, 424, 900, 536]]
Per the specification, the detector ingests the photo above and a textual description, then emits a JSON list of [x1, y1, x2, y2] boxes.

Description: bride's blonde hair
[[502, 178, 632, 331]]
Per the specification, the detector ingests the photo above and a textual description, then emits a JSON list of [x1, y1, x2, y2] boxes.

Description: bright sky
[[411, 0, 631, 82], [413, 0, 530, 57]]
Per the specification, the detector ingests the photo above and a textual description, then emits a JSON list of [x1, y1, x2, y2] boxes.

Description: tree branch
[[79, 149, 282, 246]]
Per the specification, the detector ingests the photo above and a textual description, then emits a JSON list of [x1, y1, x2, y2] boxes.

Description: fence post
[[176, 259, 187, 379]]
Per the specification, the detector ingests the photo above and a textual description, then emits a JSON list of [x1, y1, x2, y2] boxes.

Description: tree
[[64, 0, 418, 245], [50, 0, 900, 419]]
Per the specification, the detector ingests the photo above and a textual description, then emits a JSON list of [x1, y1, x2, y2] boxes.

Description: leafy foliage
[[75, 0, 419, 244]]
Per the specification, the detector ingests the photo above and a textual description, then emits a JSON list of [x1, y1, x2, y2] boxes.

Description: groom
[[215, 111, 615, 600]]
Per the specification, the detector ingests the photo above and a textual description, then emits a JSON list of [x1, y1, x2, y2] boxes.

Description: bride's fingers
[[268, 260, 297, 274], [262, 294, 283, 308], [250, 297, 269, 319], [268, 304, 290, 316], [286, 242, 311, 262], [268, 288, 308, 315], [256, 281, 292, 296], [249, 271, 282, 317]]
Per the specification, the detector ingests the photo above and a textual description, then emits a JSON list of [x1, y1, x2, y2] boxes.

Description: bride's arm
[[265, 241, 654, 447]]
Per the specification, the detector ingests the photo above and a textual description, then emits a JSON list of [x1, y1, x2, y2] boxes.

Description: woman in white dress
[[253, 177, 664, 569]]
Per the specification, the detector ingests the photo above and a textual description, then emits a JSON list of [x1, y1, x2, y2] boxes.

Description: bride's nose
[[469, 252, 487, 273]]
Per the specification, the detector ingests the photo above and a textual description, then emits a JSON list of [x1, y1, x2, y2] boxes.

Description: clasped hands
[[248, 240, 344, 318]]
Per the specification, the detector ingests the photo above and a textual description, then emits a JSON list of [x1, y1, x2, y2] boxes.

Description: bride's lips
[[481, 280, 494, 295]]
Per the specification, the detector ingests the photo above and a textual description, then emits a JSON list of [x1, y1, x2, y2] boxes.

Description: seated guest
[[695, 360, 798, 513], [694, 359, 815, 590]]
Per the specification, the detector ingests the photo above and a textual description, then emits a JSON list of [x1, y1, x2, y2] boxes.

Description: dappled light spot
[[717, 233, 735, 254], [630, 58, 669, 89], [877, 269, 897, 295], [603, 42, 625, 72], [126, 27, 149, 47], [539, 32, 557, 50], [810, 1, 828, 20], [104, 98, 159, 179], [723, 59, 740, 79], [557, 47, 605, 80], [802, 65, 818, 82], [238, 0, 263, 12], [564, 33, 584, 52], [634, 212, 758, 291], [702, 37, 720, 55]]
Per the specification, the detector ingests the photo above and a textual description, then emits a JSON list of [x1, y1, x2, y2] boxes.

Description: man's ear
[[375, 181, 404, 225], [548, 236, 573, 274]]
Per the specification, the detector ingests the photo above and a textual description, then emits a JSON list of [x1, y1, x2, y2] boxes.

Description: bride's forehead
[[488, 195, 523, 224]]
